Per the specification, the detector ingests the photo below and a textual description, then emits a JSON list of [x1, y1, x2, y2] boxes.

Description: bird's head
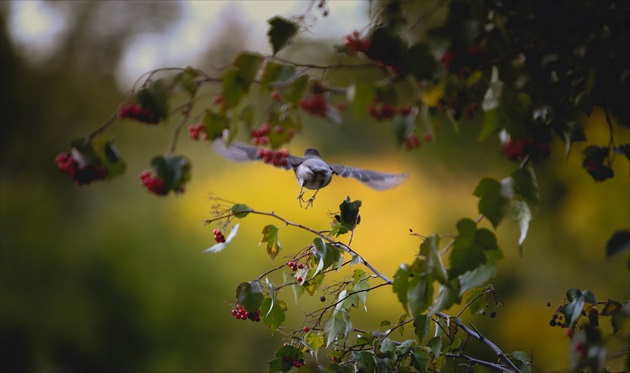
[[303, 148, 321, 158]]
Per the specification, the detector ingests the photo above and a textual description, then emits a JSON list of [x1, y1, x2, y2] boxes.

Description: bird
[[212, 139, 409, 208]]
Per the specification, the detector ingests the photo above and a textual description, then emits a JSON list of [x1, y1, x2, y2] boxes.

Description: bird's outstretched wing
[[212, 139, 303, 170], [329, 163, 408, 190]]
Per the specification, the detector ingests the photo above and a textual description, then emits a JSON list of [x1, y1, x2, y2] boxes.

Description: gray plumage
[[212, 139, 408, 206]]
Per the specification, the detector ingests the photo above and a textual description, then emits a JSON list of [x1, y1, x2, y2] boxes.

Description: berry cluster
[[439, 46, 486, 75], [282, 356, 305, 368], [271, 91, 282, 102], [501, 137, 551, 162], [55, 152, 108, 185], [251, 123, 270, 145], [582, 146, 614, 182], [368, 102, 415, 121], [139, 170, 170, 196], [299, 95, 329, 117], [256, 148, 289, 167], [403, 134, 420, 150], [118, 103, 161, 124], [213, 229, 226, 243], [231, 304, 261, 322], [344, 31, 371, 56], [287, 261, 304, 271], [188, 123, 209, 141]]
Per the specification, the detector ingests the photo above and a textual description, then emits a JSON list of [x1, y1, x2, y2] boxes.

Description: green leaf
[[232, 203, 253, 218], [508, 200, 532, 248], [450, 219, 502, 278], [260, 297, 286, 332], [137, 79, 168, 119], [393, 264, 410, 313], [236, 280, 264, 313], [222, 68, 246, 109], [335, 197, 362, 235], [324, 316, 346, 347], [267, 16, 298, 55], [473, 178, 509, 227], [458, 264, 497, 295], [430, 283, 460, 315], [427, 336, 442, 356], [261, 225, 281, 260], [151, 154, 191, 192], [173, 67, 200, 96], [408, 272, 433, 317], [232, 52, 264, 89], [91, 136, 126, 178], [283, 271, 304, 302], [507, 351, 532, 373], [510, 167, 539, 206], [398, 339, 416, 355], [413, 315, 430, 343], [260, 62, 296, 90], [353, 277, 370, 311], [481, 66, 504, 112], [464, 287, 489, 315], [563, 121, 587, 156], [203, 109, 229, 140], [353, 351, 376, 373], [606, 230, 630, 257], [421, 235, 448, 284], [411, 348, 431, 372], [478, 109, 500, 142], [304, 331, 325, 355], [312, 237, 341, 276], [269, 345, 303, 373], [282, 75, 309, 104]]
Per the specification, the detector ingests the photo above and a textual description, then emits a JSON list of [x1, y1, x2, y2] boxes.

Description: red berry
[[297, 277, 303, 282], [297, 263, 304, 269], [303, 326, 310, 332], [271, 91, 282, 102]]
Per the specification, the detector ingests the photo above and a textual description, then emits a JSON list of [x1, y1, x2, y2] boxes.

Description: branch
[[436, 312, 522, 373], [446, 352, 510, 372]]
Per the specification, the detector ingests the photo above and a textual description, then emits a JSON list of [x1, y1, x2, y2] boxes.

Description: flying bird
[[212, 139, 408, 208]]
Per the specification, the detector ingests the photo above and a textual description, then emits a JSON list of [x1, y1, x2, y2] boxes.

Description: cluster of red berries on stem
[[368, 101, 415, 121], [283, 356, 305, 368], [188, 123, 209, 141], [299, 95, 329, 117], [251, 123, 270, 145], [287, 261, 304, 271], [501, 137, 551, 162], [344, 31, 371, 56], [139, 170, 171, 196], [118, 103, 161, 124], [213, 229, 226, 243], [56, 152, 108, 185], [257, 148, 289, 167], [231, 304, 261, 322]]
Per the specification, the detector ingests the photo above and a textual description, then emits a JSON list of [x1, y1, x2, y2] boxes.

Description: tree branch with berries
[[55, 0, 630, 372]]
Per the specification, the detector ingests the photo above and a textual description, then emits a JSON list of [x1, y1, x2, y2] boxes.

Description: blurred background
[[1, 1, 628, 372]]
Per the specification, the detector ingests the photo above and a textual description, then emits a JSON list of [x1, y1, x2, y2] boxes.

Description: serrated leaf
[[353, 278, 369, 311], [232, 52, 264, 89], [510, 167, 539, 206], [408, 272, 433, 317], [353, 351, 377, 373], [137, 79, 168, 119], [563, 121, 587, 156], [464, 287, 488, 315], [413, 315, 430, 343], [474, 178, 509, 227], [91, 136, 126, 178], [267, 16, 298, 55], [232, 203, 252, 218], [151, 154, 191, 191], [283, 271, 304, 302], [236, 280, 264, 313], [261, 225, 281, 260], [398, 339, 416, 355], [421, 235, 448, 284], [337, 197, 362, 234], [411, 348, 431, 372], [173, 67, 200, 96], [324, 316, 346, 347], [458, 264, 497, 295], [393, 264, 410, 313], [312, 237, 341, 276], [282, 75, 309, 104], [429, 283, 460, 316], [203, 224, 240, 253], [261, 62, 297, 90], [260, 297, 287, 332], [222, 68, 246, 109], [203, 109, 229, 140], [304, 331, 325, 355], [606, 230, 630, 257], [508, 200, 531, 248], [450, 219, 502, 278]]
